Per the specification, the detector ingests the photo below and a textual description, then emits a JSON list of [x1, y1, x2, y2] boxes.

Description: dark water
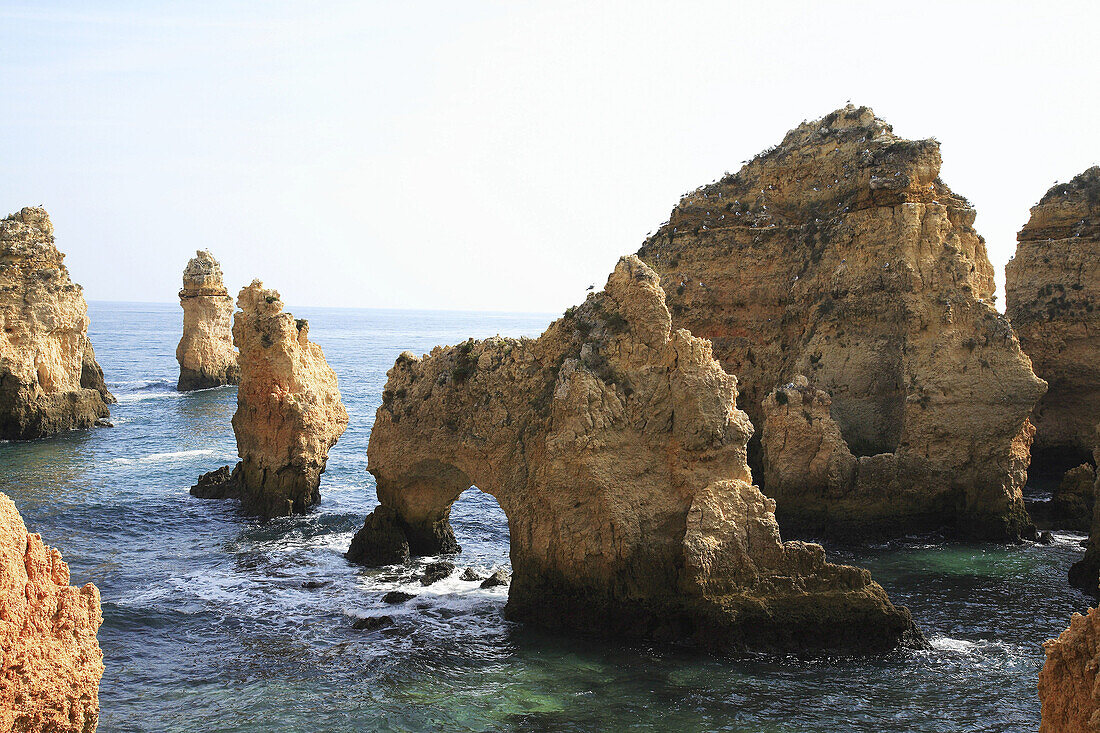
[[0, 302, 1090, 732]]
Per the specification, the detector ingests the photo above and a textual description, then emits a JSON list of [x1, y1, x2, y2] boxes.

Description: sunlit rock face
[[349, 256, 922, 654], [0, 207, 115, 440], [0, 492, 103, 733], [636, 105, 1045, 540], [176, 250, 239, 391], [1039, 602, 1100, 733], [192, 280, 348, 517], [1007, 167, 1100, 477]]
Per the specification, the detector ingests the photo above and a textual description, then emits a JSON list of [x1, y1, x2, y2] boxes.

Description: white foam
[[113, 449, 218, 465]]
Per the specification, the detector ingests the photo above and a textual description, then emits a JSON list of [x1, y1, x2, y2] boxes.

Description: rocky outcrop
[[176, 250, 239, 391], [1039, 604, 1100, 732], [1070, 426, 1100, 593], [348, 256, 921, 653], [1006, 167, 1100, 476], [0, 207, 114, 440], [0, 493, 103, 733], [635, 105, 1045, 540], [191, 281, 347, 517]]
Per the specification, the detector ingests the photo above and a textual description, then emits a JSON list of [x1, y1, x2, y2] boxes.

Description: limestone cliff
[[1006, 167, 1100, 473], [0, 493, 103, 733], [348, 256, 921, 653], [176, 250, 239, 391], [1039, 604, 1100, 732], [191, 280, 347, 517], [0, 207, 114, 440], [636, 105, 1045, 540]]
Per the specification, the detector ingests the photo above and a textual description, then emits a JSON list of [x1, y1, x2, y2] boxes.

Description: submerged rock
[[0, 492, 103, 733], [347, 256, 921, 653], [0, 207, 115, 440], [1007, 167, 1100, 477], [381, 591, 415, 604], [192, 281, 348, 517], [420, 561, 456, 586], [1039, 603, 1100, 732], [479, 569, 510, 589], [636, 105, 1045, 541], [177, 250, 240, 391], [351, 615, 393, 631]]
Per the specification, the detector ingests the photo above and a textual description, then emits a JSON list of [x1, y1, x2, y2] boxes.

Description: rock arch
[[348, 256, 922, 653]]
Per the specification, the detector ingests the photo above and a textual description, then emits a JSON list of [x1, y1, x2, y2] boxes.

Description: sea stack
[[191, 280, 348, 517], [1069, 425, 1100, 593], [1006, 167, 1100, 481], [0, 207, 114, 440], [636, 105, 1046, 540], [176, 250, 239, 391], [0, 493, 103, 733], [349, 256, 922, 653], [1039, 602, 1100, 732]]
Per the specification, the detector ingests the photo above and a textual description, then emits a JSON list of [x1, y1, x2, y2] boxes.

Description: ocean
[[0, 301, 1089, 732]]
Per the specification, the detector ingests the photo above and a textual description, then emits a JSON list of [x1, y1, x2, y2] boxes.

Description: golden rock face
[[176, 249, 239, 391], [0, 207, 114, 440], [1040, 599, 1100, 733], [350, 256, 921, 653], [637, 105, 1045, 540], [1007, 167, 1100, 464], [0, 493, 103, 733]]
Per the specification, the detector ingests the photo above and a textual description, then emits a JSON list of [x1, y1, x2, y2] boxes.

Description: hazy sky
[[2, 1, 1097, 313]]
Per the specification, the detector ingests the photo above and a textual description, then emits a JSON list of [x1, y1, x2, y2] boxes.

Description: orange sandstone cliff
[[0, 493, 103, 733], [1039, 603, 1100, 732]]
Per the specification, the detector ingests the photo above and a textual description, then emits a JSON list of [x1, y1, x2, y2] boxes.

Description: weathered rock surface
[[1007, 167, 1100, 478], [636, 105, 1045, 540], [0, 493, 103, 733], [1039, 603, 1100, 732], [1070, 426, 1100, 593], [177, 250, 239, 391], [191, 281, 348, 517], [0, 207, 114, 440], [348, 256, 921, 653]]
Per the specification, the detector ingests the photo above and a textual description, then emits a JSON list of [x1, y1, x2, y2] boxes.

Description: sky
[[1, 1, 1098, 314]]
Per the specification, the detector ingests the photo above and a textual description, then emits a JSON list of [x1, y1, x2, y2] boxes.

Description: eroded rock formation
[[348, 256, 921, 653], [191, 280, 347, 517], [0, 493, 103, 733], [0, 207, 114, 440], [1039, 604, 1100, 732], [177, 250, 239, 391], [1007, 167, 1100, 477], [635, 105, 1045, 540], [1070, 426, 1100, 594]]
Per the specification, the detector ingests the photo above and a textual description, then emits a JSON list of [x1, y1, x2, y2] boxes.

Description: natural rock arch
[[348, 256, 921, 653]]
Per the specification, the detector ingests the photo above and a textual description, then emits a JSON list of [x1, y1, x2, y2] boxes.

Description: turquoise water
[[0, 301, 1090, 732]]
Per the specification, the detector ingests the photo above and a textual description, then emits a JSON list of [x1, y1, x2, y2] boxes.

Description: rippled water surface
[[0, 302, 1090, 732]]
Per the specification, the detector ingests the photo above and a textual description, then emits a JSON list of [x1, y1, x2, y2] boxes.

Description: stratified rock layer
[[349, 256, 921, 653], [636, 105, 1045, 540], [0, 207, 114, 440], [177, 250, 239, 391], [1039, 604, 1100, 732], [192, 281, 347, 517], [0, 493, 103, 733], [1007, 167, 1100, 472]]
